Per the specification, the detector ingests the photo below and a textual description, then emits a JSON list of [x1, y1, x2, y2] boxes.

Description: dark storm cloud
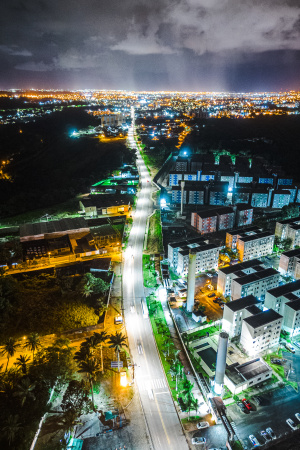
[[0, 0, 300, 90]]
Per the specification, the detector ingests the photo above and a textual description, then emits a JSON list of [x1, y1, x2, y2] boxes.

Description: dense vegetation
[[0, 106, 135, 218], [0, 272, 110, 341]]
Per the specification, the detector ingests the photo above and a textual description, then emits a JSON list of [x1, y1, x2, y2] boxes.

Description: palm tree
[[163, 337, 174, 357], [185, 392, 196, 420], [77, 357, 101, 410], [13, 378, 36, 407], [14, 355, 31, 374], [24, 332, 42, 360], [108, 332, 128, 373], [0, 337, 19, 372], [93, 331, 108, 372], [181, 379, 194, 399], [1, 414, 22, 447], [169, 361, 183, 391]]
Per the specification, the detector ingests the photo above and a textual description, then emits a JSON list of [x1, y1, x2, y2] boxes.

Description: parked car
[[286, 343, 296, 353], [286, 418, 297, 430], [295, 413, 300, 421], [260, 430, 271, 442], [192, 437, 206, 445], [237, 401, 248, 413], [197, 421, 209, 429], [242, 398, 252, 410], [271, 358, 283, 365], [266, 427, 276, 440], [208, 293, 216, 298], [249, 435, 260, 447]]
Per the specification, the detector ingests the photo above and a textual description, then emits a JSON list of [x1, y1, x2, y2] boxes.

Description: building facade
[[240, 309, 283, 356]]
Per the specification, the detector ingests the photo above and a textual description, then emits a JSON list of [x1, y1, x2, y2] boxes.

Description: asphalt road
[[122, 117, 189, 450]]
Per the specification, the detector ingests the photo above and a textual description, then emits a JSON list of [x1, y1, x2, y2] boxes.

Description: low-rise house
[[225, 359, 272, 394]]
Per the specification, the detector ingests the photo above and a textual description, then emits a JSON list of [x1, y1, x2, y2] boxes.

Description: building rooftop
[[215, 207, 234, 215], [238, 231, 274, 243], [226, 295, 259, 312], [286, 298, 300, 311], [196, 210, 218, 219], [236, 203, 253, 211], [225, 358, 271, 386], [267, 279, 300, 298], [234, 268, 279, 286], [81, 194, 134, 208], [20, 218, 89, 240], [226, 226, 261, 237], [245, 305, 262, 316], [168, 237, 205, 249], [219, 259, 263, 275], [281, 248, 300, 258], [276, 216, 300, 225], [243, 309, 282, 329]]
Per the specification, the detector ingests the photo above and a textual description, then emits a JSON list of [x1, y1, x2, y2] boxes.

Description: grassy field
[[0, 197, 80, 228]]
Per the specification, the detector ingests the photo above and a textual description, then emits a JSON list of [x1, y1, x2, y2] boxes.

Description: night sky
[[1, 0, 300, 92]]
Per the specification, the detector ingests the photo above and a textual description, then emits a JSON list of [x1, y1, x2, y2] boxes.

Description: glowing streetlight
[[120, 371, 127, 387]]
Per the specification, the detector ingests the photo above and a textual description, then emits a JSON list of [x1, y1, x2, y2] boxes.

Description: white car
[[192, 437, 206, 445], [295, 413, 300, 421], [197, 421, 209, 429], [285, 343, 296, 353], [286, 418, 297, 430], [249, 435, 260, 447]]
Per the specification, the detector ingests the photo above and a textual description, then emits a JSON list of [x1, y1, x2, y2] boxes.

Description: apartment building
[[236, 231, 275, 262], [231, 268, 280, 301], [264, 280, 300, 315], [275, 216, 300, 240], [171, 186, 187, 204], [225, 226, 261, 250], [240, 309, 283, 356], [235, 204, 254, 227], [232, 188, 252, 205], [191, 211, 218, 234], [278, 248, 300, 276], [217, 259, 263, 296], [251, 189, 269, 208], [216, 207, 235, 231], [282, 298, 300, 337], [175, 157, 189, 172], [286, 222, 300, 248], [271, 190, 291, 208], [177, 243, 219, 275], [209, 183, 229, 206], [222, 295, 260, 338], [167, 237, 205, 269]]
